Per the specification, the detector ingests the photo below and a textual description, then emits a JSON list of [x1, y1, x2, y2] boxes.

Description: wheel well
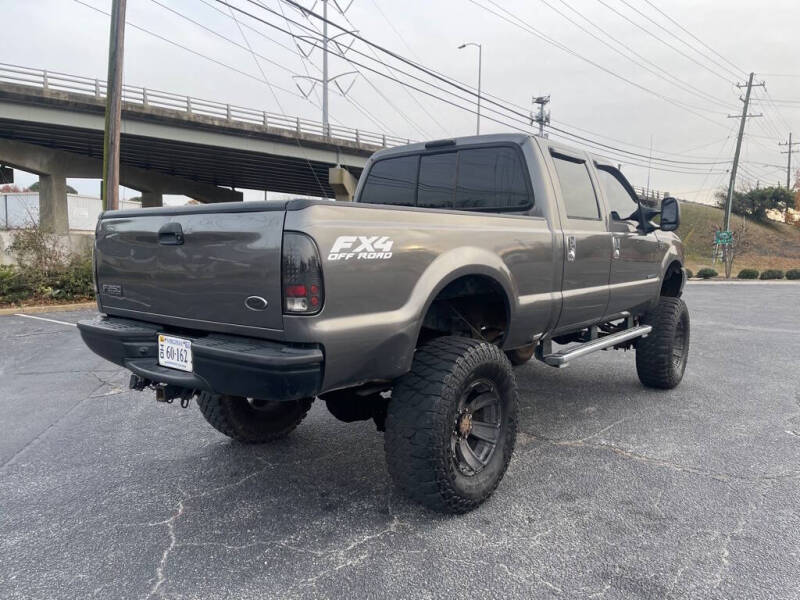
[[661, 261, 684, 297], [417, 275, 509, 348]]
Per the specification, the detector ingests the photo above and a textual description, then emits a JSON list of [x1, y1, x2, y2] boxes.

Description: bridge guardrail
[[0, 63, 411, 150]]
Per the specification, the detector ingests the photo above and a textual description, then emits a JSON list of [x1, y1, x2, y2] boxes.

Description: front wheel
[[636, 297, 690, 389], [384, 336, 518, 514], [196, 393, 313, 443]]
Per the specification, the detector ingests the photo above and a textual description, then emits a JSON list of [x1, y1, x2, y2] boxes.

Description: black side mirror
[[660, 196, 680, 232], [636, 196, 680, 234]]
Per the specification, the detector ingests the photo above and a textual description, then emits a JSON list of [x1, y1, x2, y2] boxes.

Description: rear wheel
[[636, 297, 690, 389], [196, 393, 313, 443], [384, 336, 518, 514]]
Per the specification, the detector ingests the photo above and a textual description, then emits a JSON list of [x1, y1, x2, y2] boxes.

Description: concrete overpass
[[0, 64, 411, 232]]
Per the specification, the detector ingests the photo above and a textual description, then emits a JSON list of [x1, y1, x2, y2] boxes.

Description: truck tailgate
[[95, 204, 285, 332]]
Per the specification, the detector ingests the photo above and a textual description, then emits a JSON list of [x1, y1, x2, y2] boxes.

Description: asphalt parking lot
[[1, 283, 799, 599]]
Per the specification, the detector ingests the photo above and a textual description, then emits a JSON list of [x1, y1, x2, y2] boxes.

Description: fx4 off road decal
[[328, 235, 394, 261]]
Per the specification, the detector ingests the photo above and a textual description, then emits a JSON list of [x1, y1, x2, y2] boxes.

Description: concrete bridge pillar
[[38, 174, 68, 233], [141, 191, 163, 208], [328, 166, 357, 202]]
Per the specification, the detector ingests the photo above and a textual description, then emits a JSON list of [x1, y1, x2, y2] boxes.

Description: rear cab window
[[358, 145, 534, 214], [358, 155, 418, 207]]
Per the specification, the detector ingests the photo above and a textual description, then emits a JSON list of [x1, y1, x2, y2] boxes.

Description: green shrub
[[786, 269, 800, 280], [737, 268, 759, 279], [1, 227, 95, 305], [759, 269, 784, 280], [697, 268, 718, 279], [684, 268, 694, 279]]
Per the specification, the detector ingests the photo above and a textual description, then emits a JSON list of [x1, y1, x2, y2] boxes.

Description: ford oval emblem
[[245, 296, 269, 311]]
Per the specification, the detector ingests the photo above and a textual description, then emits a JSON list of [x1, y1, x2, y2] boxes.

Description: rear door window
[[418, 152, 457, 209], [359, 155, 418, 206], [550, 153, 601, 220], [455, 147, 531, 211]]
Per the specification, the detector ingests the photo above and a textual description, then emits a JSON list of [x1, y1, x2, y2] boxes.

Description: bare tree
[[712, 219, 751, 278]]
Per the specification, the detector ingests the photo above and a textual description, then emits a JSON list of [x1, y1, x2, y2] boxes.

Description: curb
[[0, 301, 96, 316]]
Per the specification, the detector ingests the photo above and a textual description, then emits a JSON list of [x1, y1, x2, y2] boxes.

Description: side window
[[455, 147, 532, 211], [550, 153, 600, 220], [597, 166, 639, 220], [359, 155, 418, 206], [418, 152, 457, 209]]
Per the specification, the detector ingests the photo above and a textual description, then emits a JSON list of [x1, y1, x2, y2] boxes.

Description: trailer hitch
[[129, 374, 194, 407]]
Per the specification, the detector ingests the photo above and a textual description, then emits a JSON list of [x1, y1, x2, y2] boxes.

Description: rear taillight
[[282, 232, 324, 314]]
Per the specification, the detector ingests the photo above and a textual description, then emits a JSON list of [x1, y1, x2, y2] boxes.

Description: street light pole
[[458, 42, 482, 135]]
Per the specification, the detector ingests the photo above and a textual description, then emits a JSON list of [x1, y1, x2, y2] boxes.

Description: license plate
[[158, 334, 193, 372]]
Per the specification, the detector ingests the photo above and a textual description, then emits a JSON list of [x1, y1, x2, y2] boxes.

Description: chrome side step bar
[[539, 325, 653, 368]]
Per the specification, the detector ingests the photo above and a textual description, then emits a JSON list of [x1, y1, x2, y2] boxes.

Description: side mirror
[[660, 196, 680, 232], [636, 196, 680, 234]]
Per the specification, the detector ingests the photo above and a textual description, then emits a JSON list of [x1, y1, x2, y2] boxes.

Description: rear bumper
[[77, 316, 323, 401]]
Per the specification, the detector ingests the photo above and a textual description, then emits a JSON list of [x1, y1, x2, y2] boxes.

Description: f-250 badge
[[328, 235, 394, 261]]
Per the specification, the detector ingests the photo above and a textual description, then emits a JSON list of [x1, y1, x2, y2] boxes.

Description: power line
[[231, 0, 745, 171], [73, 0, 309, 102], [467, 0, 731, 128], [274, 0, 739, 164], [640, 0, 746, 79], [616, 0, 742, 82], [149, 0, 392, 133], [225, 0, 328, 197], [542, 0, 737, 111], [325, 1, 442, 138], [232, 0, 738, 169]]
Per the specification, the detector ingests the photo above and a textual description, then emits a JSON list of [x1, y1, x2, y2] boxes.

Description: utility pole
[[102, 0, 126, 211], [779, 132, 799, 189], [722, 72, 763, 278], [532, 95, 550, 138]]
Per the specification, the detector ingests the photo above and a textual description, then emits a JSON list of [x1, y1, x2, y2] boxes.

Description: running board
[[539, 325, 652, 368]]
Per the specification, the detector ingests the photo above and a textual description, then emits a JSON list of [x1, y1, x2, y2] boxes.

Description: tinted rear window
[[359, 155, 417, 206], [359, 146, 532, 213], [418, 152, 457, 209], [455, 147, 530, 211]]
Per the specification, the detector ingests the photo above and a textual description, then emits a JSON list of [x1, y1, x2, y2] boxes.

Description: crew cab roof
[[369, 133, 532, 161]]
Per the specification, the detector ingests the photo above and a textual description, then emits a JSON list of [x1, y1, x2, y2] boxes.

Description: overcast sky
[[2, 0, 799, 204]]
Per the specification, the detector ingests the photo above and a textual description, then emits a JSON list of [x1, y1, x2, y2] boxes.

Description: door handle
[[158, 222, 184, 245], [613, 236, 621, 259], [567, 235, 576, 262]]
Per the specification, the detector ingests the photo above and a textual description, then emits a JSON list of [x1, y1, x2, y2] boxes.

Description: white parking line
[[13, 314, 78, 327]]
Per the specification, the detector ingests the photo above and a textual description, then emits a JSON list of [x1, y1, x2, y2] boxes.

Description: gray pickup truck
[[79, 133, 688, 513]]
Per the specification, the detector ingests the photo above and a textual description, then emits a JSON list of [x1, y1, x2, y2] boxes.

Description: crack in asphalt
[[139, 449, 404, 599], [517, 431, 800, 483]]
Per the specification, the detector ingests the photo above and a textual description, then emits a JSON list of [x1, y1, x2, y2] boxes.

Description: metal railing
[[0, 63, 411, 149], [633, 186, 680, 207]]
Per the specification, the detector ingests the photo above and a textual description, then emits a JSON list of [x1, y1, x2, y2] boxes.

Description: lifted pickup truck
[[79, 133, 688, 513]]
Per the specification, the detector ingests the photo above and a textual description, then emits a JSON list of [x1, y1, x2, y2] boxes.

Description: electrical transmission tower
[[291, 0, 357, 138], [779, 133, 799, 189], [531, 95, 550, 138]]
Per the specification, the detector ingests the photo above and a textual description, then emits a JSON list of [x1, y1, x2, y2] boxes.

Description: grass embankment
[[678, 202, 800, 273]]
